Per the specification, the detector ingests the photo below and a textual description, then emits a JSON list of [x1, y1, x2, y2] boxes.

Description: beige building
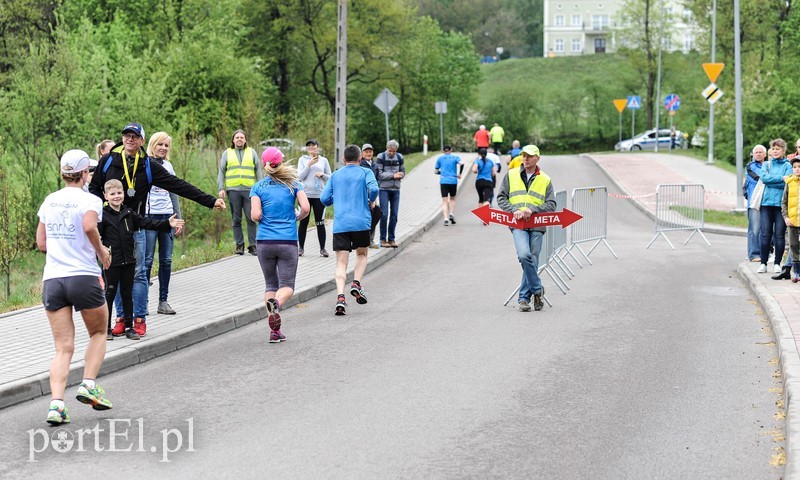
[[543, 0, 697, 56]]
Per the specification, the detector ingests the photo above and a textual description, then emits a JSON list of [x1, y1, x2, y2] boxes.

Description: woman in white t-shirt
[[36, 149, 113, 425], [143, 132, 183, 316]]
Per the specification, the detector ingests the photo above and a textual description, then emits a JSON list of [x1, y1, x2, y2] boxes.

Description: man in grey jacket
[[375, 140, 405, 248]]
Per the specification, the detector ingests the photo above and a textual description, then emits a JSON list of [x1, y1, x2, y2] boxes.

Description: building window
[[591, 15, 609, 30], [684, 33, 695, 51], [572, 14, 582, 26], [555, 39, 565, 52], [594, 38, 606, 53], [572, 39, 582, 52], [555, 15, 564, 26]]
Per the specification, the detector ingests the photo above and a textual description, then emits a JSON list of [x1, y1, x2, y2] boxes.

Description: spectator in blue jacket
[[758, 139, 793, 274], [744, 145, 765, 262]]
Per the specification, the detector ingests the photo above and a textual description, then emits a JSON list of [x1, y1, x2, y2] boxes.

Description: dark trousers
[[104, 263, 136, 330], [760, 206, 786, 266], [298, 197, 327, 250]]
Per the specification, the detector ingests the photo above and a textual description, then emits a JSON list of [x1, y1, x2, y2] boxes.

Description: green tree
[[616, 0, 677, 130], [0, 166, 32, 299]]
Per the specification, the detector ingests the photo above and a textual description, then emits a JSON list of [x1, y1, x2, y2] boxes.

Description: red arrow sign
[[471, 204, 583, 229]]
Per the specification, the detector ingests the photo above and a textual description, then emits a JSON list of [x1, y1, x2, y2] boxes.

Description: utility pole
[[334, 0, 348, 166], [734, 0, 743, 209], [654, 0, 664, 152], [707, 0, 717, 164]]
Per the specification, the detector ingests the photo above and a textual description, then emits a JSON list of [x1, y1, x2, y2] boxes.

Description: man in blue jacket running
[[321, 145, 380, 316]]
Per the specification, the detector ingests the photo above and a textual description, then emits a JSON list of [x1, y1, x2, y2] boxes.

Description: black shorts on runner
[[333, 230, 371, 252], [42, 275, 106, 312], [440, 184, 457, 198]]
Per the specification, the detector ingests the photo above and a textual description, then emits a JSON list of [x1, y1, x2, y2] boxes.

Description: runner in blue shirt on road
[[434, 145, 463, 226], [320, 144, 380, 316], [250, 147, 310, 343], [472, 148, 496, 221]]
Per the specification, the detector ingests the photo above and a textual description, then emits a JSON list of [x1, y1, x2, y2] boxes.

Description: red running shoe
[[133, 317, 147, 337], [111, 317, 126, 336]]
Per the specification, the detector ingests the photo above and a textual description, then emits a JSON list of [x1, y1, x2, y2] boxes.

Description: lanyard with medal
[[122, 151, 140, 197]]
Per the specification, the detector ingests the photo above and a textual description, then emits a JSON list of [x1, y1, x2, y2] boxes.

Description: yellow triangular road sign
[[613, 99, 627, 113], [702, 63, 724, 83]]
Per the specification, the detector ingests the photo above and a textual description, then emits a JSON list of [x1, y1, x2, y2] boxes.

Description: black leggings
[[103, 263, 135, 330], [298, 197, 327, 249], [475, 179, 494, 204]]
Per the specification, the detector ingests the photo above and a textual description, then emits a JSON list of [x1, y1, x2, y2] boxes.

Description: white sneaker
[[774, 264, 783, 274], [757, 264, 767, 273]]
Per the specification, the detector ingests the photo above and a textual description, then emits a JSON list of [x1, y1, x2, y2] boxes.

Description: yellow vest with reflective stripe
[[224, 148, 256, 188], [508, 168, 551, 209]]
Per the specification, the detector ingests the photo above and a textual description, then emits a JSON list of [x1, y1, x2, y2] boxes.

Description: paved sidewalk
[[0, 153, 471, 409], [588, 152, 800, 478]]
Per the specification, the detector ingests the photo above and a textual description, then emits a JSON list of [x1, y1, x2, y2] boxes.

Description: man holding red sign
[[497, 145, 556, 312]]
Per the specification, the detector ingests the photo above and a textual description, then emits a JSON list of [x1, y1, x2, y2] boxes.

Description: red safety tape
[[607, 192, 657, 199]]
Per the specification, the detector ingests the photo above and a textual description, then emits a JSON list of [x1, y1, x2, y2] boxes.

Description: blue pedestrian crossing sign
[[664, 94, 681, 111], [626, 95, 641, 110]]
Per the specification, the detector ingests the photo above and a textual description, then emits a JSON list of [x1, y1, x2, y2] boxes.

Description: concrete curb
[[739, 262, 800, 479], [580, 153, 746, 238]]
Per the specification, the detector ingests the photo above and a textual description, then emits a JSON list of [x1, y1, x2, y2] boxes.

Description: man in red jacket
[[473, 125, 490, 152]]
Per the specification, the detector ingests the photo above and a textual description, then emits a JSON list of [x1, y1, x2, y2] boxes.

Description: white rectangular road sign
[[701, 83, 723, 104], [435, 101, 447, 114]]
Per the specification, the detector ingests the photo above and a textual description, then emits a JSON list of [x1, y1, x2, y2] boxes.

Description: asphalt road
[[0, 155, 784, 479]]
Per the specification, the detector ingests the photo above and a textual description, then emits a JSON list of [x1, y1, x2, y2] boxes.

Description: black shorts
[[440, 184, 457, 198], [42, 275, 106, 312], [333, 230, 371, 252]]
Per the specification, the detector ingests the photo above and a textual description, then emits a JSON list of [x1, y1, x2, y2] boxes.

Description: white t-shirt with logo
[[37, 187, 103, 281]]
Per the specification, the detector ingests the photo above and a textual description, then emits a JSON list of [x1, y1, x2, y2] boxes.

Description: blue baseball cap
[[121, 122, 145, 138]]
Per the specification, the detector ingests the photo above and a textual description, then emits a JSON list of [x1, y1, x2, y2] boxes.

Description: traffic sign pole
[[384, 95, 390, 143], [613, 99, 627, 147], [703, 53, 724, 164]]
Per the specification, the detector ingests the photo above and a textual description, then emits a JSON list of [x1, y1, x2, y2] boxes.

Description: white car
[[615, 128, 683, 151], [691, 128, 707, 148]]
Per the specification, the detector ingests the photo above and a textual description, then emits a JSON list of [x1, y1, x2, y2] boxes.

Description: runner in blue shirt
[[320, 144, 380, 315], [472, 148, 496, 212], [250, 147, 310, 343], [434, 145, 463, 226]]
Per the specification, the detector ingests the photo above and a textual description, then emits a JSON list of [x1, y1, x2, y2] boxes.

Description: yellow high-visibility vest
[[224, 148, 256, 188], [508, 168, 550, 210], [786, 176, 800, 225]]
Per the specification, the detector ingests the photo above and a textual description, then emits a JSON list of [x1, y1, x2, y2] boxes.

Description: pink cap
[[261, 147, 284, 168]]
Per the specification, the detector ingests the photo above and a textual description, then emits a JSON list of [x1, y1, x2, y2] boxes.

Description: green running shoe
[[76, 383, 113, 411], [46, 404, 70, 425]]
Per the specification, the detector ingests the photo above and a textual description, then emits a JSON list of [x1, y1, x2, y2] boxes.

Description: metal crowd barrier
[[568, 186, 618, 264], [646, 183, 711, 250]]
